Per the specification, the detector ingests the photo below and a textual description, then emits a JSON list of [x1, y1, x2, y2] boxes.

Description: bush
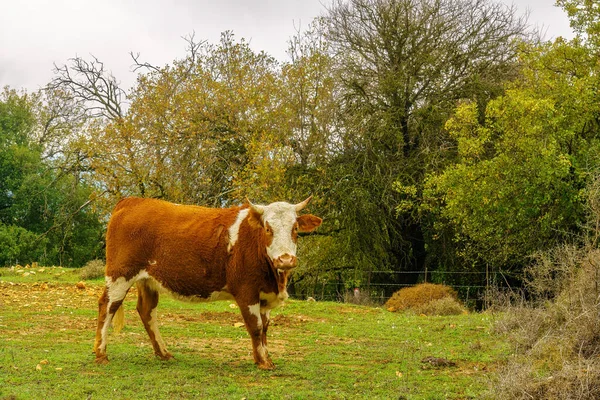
[[415, 296, 467, 316], [385, 283, 466, 315], [0, 224, 47, 266], [491, 246, 600, 399], [80, 259, 105, 280]]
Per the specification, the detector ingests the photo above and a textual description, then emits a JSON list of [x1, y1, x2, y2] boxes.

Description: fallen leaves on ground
[[0, 280, 104, 314]]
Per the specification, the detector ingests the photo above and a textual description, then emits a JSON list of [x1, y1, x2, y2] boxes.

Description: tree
[[0, 87, 103, 267], [70, 33, 285, 208], [317, 0, 529, 281], [424, 35, 600, 276], [557, 0, 600, 48]]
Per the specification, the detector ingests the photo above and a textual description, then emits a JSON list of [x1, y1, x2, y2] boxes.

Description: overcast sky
[[0, 0, 574, 94]]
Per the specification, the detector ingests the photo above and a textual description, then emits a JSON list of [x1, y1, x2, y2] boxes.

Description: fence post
[[485, 263, 490, 309]]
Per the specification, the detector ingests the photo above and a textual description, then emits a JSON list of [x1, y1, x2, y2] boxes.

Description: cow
[[93, 196, 322, 370]]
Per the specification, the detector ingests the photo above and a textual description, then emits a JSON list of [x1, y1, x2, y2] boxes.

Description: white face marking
[[248, 302, 263, 330], [260, 202, 298, 262], [228, 208, 249, 252]]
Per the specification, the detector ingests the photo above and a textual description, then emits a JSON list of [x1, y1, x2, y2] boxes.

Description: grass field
[[0, 267, 509, 399]]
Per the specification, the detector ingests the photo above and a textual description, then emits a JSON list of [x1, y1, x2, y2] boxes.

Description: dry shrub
[[80, 259, 105, 280], [491, 247, 600, 399], [385, 283, 466, 315], [416, 296, 467, 316], [492, 358, 600, 400]]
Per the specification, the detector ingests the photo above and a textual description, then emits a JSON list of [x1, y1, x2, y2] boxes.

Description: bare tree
[[48, 55, 125, 121], [326, 0, 530, 156]]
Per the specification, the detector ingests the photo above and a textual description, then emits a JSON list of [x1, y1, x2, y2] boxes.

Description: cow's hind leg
[[94, 276, 133, 363], [136, 279, 173, 360]]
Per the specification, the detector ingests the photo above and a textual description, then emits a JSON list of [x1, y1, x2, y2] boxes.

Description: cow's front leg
[[260, 310, 271, 353], [238, 298, 274, 370]]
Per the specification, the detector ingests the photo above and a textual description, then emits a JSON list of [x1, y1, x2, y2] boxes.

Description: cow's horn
[[295, 195, 313, 212], [247, 198, 265, 215]]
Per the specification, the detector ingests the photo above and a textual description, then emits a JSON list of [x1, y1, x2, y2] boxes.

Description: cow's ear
[[247, 207, 264, 229], [297, 214, 322, 233]]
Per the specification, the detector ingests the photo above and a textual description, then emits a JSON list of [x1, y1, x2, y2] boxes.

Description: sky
[[0, 0, 575, 94]]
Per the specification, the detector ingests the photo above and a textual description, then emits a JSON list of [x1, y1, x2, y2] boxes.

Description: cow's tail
[[112, 304, 125, 334]]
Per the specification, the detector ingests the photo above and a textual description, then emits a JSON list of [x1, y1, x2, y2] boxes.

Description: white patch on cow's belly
[[228, 208, 249, 252], [259, 290, 288, 312]]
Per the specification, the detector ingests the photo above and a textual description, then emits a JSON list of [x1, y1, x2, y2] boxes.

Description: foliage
[[0, 223, 46, 266], [0, 88, 104, 267], [423, 34, 600, 275], [557, 0, 600, 48], [319, 0, 528, 279], [489, 172, 600, 399], [71, 32, 288, 209], [5, 0, 600, 293]]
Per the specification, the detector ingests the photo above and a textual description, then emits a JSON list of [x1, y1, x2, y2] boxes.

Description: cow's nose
[[274, 254, 297, 269]]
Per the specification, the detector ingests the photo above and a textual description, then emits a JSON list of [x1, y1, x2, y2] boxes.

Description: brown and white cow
[[93, 196, 321, 369]]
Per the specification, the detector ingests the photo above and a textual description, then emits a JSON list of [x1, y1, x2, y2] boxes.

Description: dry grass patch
[[491, 247, 600, 399], [385, 283, 467, 315]]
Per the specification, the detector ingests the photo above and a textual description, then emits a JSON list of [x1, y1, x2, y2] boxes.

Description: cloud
[[0, 0, 574, 93]]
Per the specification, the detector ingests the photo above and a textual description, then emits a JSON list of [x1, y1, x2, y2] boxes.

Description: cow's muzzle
[[272, 254, 297, 270]]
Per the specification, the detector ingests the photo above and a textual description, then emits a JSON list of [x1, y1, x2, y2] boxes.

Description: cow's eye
[[265, 226, 271, 234]]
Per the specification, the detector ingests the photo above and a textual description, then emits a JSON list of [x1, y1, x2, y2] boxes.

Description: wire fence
[[289, 269, 507, 308]]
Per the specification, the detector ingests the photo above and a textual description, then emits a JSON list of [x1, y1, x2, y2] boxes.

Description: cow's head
[[248, 196, 322, 270]]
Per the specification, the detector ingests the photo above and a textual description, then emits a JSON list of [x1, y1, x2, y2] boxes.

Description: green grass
[[0, 267, 510, 399]]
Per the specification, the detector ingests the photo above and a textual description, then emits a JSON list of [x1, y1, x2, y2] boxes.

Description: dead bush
[[414, 296, 466, 316], [490, 357, 600, 400], [491, 247, 600, 399], [80, 259, 105, 280], [385, 283, 465, 315]]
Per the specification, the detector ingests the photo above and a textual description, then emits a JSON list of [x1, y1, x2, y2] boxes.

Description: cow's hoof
[[157, 352, 174, 361], [257, 361, 275, 370], [95, 355, 109, 365]]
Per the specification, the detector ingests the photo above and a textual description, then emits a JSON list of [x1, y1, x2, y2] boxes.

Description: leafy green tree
[[557, 0, 600, 48], [424, 35, 600, 276], [0, 87, 104, 267], [0, 88, 40, 223]]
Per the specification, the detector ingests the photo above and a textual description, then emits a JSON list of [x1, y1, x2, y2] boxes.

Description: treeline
[[2, 0, 599, 298]]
